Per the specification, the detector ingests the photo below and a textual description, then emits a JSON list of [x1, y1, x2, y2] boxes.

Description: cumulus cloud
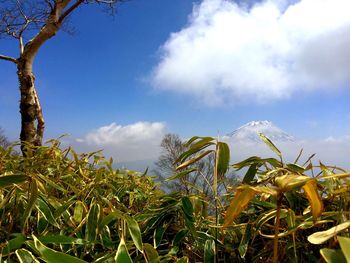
[[73, 122, 166, 163], [152, 0, 350, 104]]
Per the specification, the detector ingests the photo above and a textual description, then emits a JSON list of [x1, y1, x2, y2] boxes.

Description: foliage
[[0, 135, 350, 263]]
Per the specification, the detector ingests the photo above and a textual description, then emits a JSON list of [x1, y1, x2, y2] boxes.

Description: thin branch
[[58, 0, 84, 23], [0, 54, 18, 64]]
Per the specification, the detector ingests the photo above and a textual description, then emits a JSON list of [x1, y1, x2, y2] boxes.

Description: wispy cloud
[[73, 122, 166, 162], [153, 0, 350, 105]]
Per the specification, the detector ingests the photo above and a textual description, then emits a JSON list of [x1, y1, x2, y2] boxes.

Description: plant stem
[[273, 193, 282, 263]]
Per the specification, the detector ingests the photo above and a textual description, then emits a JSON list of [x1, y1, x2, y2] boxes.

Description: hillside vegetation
[[0, 136, 349, 263]]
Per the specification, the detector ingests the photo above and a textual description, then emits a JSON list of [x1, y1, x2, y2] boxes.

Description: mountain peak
[[227, 120, 294, 142]]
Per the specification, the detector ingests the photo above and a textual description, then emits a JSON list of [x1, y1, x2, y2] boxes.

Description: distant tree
[[0, 0, 123, 154], [0, 127, 11, 149], [153, 133, 237, 197]]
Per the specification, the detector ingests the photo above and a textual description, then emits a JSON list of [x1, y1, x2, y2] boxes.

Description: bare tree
[[154, 133, 237, 197], [0, 0, 122, 154], [0, 127, 11, 149]]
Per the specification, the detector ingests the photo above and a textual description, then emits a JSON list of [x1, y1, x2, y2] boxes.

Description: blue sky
[[1, 0, 350, 165]]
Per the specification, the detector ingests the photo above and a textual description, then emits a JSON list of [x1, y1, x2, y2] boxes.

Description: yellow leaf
[[224, 187, 256, 227], [275, 174, 311, 192], [303, 179, 323, 221]]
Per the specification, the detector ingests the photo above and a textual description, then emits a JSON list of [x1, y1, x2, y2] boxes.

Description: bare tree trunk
[[17, 58, 44, 154]]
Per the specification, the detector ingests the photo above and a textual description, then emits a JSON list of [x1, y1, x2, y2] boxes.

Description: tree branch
[[58, 0, 84, 23], [0, 54, 18, 64]]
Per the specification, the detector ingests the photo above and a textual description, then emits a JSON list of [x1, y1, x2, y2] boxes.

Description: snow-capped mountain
[[226, 120, 294, 142]]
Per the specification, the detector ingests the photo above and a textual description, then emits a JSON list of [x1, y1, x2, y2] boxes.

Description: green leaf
[[114, 237, 132, 263], [308, 221, 350, 244], [242, 164, 257, 184], [38, 235, 86, 245], [73, 201, 85, 224], [320, 248, 347, 263], [286, 163, 305, 173], [173, 229, 188, 246], [32, 235, 88, 263], [143, 243, 160, 263], [175, 137, 214, 164], [166, 168, 197, 181], [100, 210, 125, 228], [181, 197, 196, 234], [258, 133, 282, 157], [15, 248, 40, 263], [188, 137, 214, 149], [86, 202, 101, 242], [204, 240, 215, 263], [153, 224, 167, 248], [176, 150, 213, 171], [216, 142, 230, 178], [22, 179, 39, 229], [338, 236, 350, 262], [36, 198, 59, 227], [184, 136, 214, 147], [2, 233, 26, 255], [177, 257, 189, 263], [238, 223, 252, 258], [54, 199, 75, 219], [126, 216, 143, 252], [0, 175, 28, 188]]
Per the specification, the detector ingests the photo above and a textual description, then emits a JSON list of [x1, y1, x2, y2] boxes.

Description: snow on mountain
[[226, 120, 294, 142]]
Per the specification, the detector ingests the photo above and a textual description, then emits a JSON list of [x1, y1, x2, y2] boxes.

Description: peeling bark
[[17, 59, 44, 154]]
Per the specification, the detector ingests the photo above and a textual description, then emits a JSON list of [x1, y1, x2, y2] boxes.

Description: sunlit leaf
[[258, 133, 281, 157], [224, 187, 256, 227], [176, 150, 213, 171], [302, 179, 323, 220], [338, 236, 350, 262], [308, 221, 350, 244], [36, 198, 59, 227], [204, 239, 215, 263], [320, 248, 346, 263], [184, 136, 214, 147], [115, 237, 132, 263], [275, 174, 311, 192], [15, 248, 40, 263], [126, 216, 143, 252], [22, 179, 39, 229], [73, 201, 86, 224], [33, 235, 87, 263]]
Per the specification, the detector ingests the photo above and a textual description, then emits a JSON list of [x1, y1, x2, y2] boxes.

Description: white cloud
[[73, 122, 166, 162], [153, 0, 350, 105], [224, 136, 350, 170]]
